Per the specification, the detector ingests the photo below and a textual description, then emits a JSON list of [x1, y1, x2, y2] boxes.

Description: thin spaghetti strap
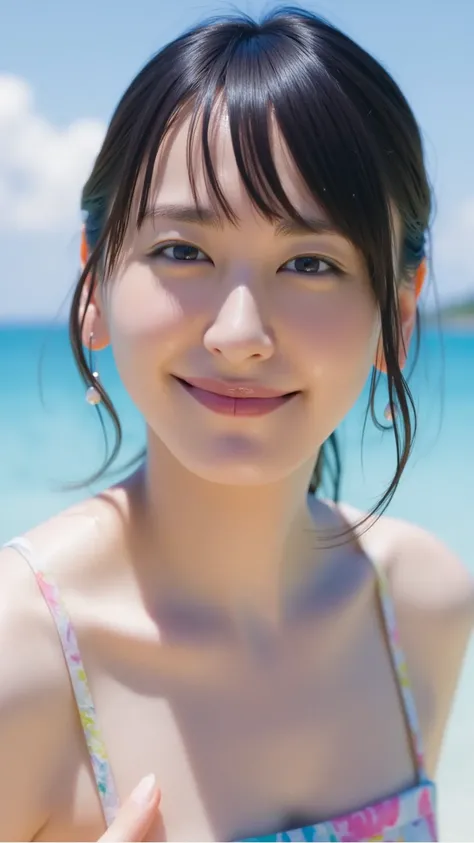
[[376, 566, 427, 781], [3, 537, 120, 827]]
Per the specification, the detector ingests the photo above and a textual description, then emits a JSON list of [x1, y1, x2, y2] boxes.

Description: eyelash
[[147, 241, 344, 277]]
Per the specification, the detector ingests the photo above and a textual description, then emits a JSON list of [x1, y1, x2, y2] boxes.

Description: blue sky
[[1, 0, 473, 320]]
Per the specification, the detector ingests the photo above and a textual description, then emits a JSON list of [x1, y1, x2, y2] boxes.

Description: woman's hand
[[99, 774, 161, 842]]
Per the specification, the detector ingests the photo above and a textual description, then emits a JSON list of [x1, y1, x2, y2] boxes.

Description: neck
[[134, 433, 319, 626]]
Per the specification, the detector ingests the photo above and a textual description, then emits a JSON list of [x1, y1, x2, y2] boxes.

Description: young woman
[[1, 7, 472, 842]]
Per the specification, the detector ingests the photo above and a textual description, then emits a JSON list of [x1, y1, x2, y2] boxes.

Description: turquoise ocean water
[[0, 323, 473, 837]]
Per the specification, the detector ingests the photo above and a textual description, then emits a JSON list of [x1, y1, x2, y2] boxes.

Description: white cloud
[[0, 75, 105, 232]]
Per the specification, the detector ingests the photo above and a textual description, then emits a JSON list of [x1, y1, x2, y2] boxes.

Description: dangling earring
[[85, 332, 102, 406], [384, 400, 398, 422]]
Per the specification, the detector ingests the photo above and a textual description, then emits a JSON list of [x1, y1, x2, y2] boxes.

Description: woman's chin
[[168, 435, 310, 486]]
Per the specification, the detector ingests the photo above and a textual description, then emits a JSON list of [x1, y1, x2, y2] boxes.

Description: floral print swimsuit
[[5, 536, 437, 842]]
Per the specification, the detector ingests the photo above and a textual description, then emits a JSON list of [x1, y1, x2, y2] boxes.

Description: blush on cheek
[[109, 279, 191, 352], [304, 315, 377, 368], [325, 300, 379, 359]]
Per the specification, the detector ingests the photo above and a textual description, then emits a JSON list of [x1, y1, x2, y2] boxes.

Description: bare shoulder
[[0, 485, 128, 840], [409, 525, 473, 602], [0, 542, 75, 839], [340, 501, 474, 773], [340, 501, 474, 619], [11, 479, 133, 588], [379, 513, 473, 623]]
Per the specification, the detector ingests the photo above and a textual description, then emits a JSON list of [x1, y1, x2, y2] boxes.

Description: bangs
[[140, 51, 392, 262], [83, 8, 426, 292]]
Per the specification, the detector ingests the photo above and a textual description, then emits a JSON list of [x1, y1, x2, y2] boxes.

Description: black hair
[[70, 5, 431, 522]]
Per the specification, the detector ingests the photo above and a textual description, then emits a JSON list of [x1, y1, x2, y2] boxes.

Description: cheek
[[282, 286, 380, 378], [105, 266, 200, 363]]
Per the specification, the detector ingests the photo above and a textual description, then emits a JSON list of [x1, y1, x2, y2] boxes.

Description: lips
[[173, 376, 299, 417]]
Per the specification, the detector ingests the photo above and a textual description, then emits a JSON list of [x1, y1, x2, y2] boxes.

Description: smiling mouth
[[173, 376, 300, 417]]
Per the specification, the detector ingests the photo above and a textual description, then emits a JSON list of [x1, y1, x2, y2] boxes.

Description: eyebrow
[[142, 203, 341, 238]]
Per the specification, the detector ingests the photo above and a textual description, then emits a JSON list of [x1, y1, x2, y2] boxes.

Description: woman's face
[[91, 110, 383, 486]]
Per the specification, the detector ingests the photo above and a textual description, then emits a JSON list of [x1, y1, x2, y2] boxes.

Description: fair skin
[[0, 110, 473, 843]]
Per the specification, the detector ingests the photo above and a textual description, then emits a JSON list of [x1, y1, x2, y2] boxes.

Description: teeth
[[228, 387, 254, 396]]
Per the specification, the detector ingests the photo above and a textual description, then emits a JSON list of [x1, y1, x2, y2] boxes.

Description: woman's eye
[[281, 255, 339, 275], [149, 242, 210, 262]]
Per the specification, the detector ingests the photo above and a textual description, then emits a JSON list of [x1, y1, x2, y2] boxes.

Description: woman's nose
[[203, 285, 274, 365]]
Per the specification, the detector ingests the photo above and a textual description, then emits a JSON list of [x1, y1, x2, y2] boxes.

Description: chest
[[43, 605, 419, 842]]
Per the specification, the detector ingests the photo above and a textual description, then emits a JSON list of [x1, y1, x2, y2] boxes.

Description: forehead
[[133, 101, 403, 263], [147, 102, 326, 222]]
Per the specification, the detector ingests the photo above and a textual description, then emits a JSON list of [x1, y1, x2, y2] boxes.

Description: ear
[[375, 259, 427, 374], [79, 227, 110, 351]]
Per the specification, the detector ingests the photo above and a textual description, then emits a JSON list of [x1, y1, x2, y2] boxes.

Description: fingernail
[[131, 773, 157, 806]]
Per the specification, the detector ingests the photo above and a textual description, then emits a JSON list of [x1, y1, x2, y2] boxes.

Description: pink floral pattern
[[243, 783, 436, 840], [5, 538, 438, 841]]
